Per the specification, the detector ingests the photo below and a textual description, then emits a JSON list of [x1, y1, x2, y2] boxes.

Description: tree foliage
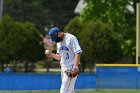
[[0, 16, 44, 64], [4, 0, 79, 31], [80, 0, 139, 57], [80, 20, 123, 63], [4, 0, 47, 32], [64, 16, 81, 38]]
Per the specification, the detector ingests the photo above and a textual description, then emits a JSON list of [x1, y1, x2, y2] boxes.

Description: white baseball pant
[[60, 65, 78, 93]]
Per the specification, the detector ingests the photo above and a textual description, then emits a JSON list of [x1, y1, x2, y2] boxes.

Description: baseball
[[45, 50, 50, 54]]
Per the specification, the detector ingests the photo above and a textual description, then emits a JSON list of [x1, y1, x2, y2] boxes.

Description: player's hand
[[71, 66, 80, 77], [65, 67, 80, 78], [45, 50, 52, 57]]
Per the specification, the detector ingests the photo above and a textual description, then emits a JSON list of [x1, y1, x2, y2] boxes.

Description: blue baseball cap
[[48, 27, 60, 42]]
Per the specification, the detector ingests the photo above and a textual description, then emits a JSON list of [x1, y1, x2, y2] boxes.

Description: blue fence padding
[[0, 73, 61, 90], [138, 72, 140, 88], [96, 66, 139, 89], [0, 73, 96, 90], [76, 73, 96, 89]]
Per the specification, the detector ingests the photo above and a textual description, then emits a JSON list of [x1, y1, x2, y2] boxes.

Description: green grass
[[1, 90, 140, 93]]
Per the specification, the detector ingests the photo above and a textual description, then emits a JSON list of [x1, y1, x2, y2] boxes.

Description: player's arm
[[74, 53, 81, 67], [71, 35, 82, 68], [65, 53, 81, 78], [50, 53, 61, 61], [45, 50, 61, 61]]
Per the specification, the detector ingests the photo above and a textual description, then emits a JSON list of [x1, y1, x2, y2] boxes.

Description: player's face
[[54, 32, 63, 43]]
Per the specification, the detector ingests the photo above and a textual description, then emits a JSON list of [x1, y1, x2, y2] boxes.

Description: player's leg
[[66, 76, 77, 93], [60, 69, 70, 93], [60, 66, 77, 93]]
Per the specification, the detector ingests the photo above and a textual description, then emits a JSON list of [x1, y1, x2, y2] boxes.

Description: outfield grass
[[1, 90, 140, 93]]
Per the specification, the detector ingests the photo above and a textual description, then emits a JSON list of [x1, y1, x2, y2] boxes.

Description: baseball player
[[45, 27, 82, 93]]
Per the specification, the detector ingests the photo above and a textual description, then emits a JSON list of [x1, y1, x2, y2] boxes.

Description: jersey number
[[66, 53, 69, 59]]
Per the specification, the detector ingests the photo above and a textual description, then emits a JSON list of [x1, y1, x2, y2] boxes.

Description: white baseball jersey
[[57, 33, 82, 67]]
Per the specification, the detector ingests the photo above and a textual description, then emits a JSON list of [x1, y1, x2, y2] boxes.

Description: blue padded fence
[[2, 66, 139, 90], [0, 73, 96, 90], [96, 66, 140, 89]]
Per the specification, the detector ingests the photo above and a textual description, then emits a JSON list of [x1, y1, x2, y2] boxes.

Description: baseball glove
[[65, 67, 80, 78]]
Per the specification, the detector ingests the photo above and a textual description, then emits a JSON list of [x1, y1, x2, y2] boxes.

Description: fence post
[[136, 3, 140, 65]]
